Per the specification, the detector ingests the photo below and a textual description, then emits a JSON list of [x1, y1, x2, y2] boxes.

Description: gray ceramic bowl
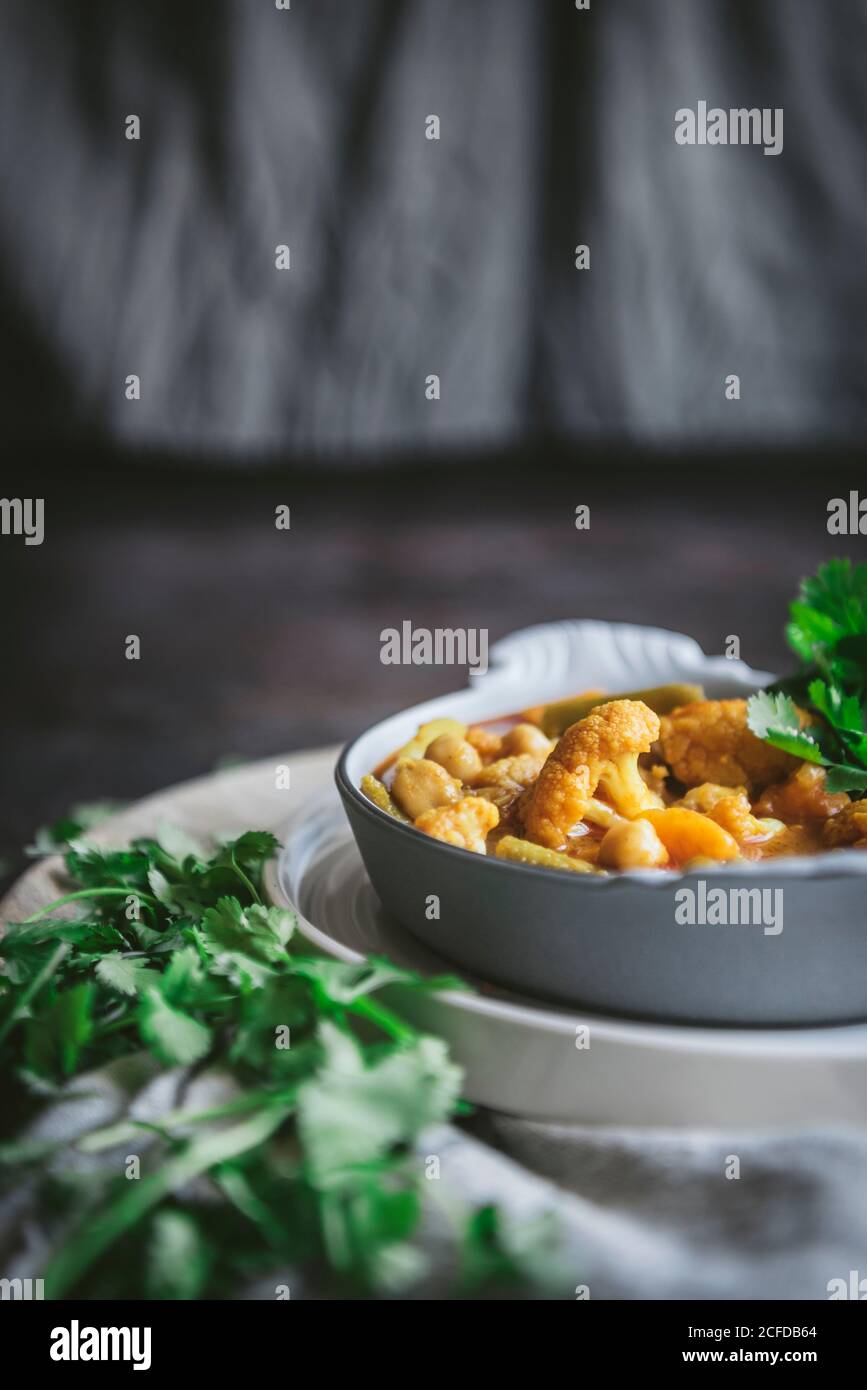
[[336, 621, 867, 1026]]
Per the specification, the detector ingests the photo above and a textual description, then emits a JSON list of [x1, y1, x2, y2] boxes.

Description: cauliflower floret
[[679, 781, 746, 813], [472, 751, 548, 793], [678, 782, 777, 845], [472, 753, 550, 820], [755, 765, 850, 823], [414, 795, 499, 853], [709, 794, 779, 845], [644, 763, 670, 794], [759, 825, 823, 859], [822, 799, 867, 849], [522, 700, 661, 849], [660, 699, 800, 792], [465, 725, 503, 762]]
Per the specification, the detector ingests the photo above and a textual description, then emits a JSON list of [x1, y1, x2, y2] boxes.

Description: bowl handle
[[471, 619, 773, 698]]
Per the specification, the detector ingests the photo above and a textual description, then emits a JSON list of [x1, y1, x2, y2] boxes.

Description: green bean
[[535, 683, 705, 738], [360, 774, 409, 822], [495, 836, 599, 874]]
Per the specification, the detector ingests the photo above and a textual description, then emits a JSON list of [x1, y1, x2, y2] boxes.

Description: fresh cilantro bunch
[[0, 828, 562, 1298], [747, 559, 867, 793]]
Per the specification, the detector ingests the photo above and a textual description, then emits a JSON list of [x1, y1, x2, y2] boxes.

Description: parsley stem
[[22, 886, 160, 923], [187, 924, 212, 969], [45, 1106, 291, 1298], [78, 1087, 297, 1153], [94, 1015, 137, 1038], [230, 850, 262, 905], [0, 942, 70, 1046], [349, 994, 418, 1043]]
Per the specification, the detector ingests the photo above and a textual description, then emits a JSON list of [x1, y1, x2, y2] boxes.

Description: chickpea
[[502, 723, 554, 757], [425, 733, 483, 782], [391, 758, 462, 820], [598, 818, 669, 871]]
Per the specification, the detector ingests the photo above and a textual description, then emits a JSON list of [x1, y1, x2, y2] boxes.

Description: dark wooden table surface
[[1, 449, 864, 889]]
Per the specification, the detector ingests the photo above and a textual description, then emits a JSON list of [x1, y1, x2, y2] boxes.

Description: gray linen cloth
[[2, 0, 867, 457]]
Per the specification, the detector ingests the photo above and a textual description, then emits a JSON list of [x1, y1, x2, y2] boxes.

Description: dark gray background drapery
[[1, 0, 865, 460]]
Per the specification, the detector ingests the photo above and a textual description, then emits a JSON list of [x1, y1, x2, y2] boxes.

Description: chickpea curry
[[362, 684, 865, 875]]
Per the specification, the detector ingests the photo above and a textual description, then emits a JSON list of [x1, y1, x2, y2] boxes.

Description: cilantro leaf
[[1, 803, 544, 1300], [291, 956, 465, 1006], [460, 1205, 567, 1295], [159, 946, 211, 1009], [146, 1210, 212, 1300], [747, 690, 802, 738], [297, 1021, 462, 1187], [154, 822, 205, 865], [200, 898, 294, 976], [227, 831, 280, 866], [26, 801, 124, 857], [25, 983, 95, 1078], [807, 678, 862, 731], [786, 603, 842, 663], [824, 765, 867, 794], [229, 973, 315, 1075], [208, 832, 280, 882], [807, 678, 867, 766], [798, 558, 867, 636], [785, 560, 867, 672], [754, 562, 867, 794], [138, 989, 212, 1066], [63, 845, 154, 899], [95, 953, 160, 997], [746, 692, 826, 764]]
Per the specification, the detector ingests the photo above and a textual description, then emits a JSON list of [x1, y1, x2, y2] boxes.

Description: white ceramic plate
[[265, 789, 867, 1128]]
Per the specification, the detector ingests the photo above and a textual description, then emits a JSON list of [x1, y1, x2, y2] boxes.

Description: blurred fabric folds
[[0, 0, 865, 460]]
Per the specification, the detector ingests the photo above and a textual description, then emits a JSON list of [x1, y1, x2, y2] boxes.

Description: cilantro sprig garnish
[[747, 559, 867, 794], [0, 827, 562, 1298]]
